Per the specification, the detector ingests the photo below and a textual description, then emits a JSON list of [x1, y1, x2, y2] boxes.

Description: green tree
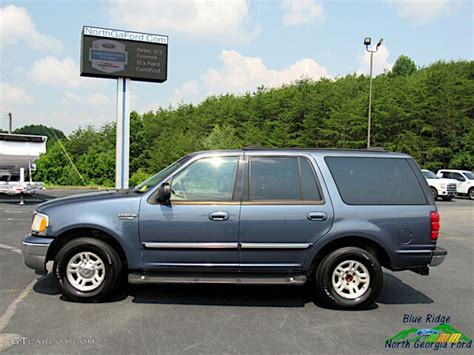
[[203, 125, 242, 149], [32, 60, 474, 185], [391, 55, 417, 76], [14, 124, 65, 148]]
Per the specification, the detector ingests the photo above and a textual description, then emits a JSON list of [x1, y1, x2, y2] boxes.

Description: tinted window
[[300, 158, 322, 200], [452, 173, 465, 181], [422, 170, 438, 179], [171, 156, 238, 201], [248, 156, 322, 201], [325, 157, 427, 205], [249, 157, 300, 200]]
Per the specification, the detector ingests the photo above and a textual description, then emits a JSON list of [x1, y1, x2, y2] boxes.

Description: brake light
[[430, 211, 440, 240]]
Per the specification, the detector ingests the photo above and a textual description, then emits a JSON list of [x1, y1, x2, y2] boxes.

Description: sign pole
[[81, 26, 168, 190], [115, 77, 131, 189]]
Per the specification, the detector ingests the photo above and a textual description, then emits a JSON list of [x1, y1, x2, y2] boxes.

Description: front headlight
[[31, 212, 49, 236]]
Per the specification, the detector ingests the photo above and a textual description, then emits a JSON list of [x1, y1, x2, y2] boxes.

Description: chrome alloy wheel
[[66, 251, 105, 292], [331, 260, 370, 299]]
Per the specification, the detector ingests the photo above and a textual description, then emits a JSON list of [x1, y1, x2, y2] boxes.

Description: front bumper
[[439, 190, 456, 197], [429, 246, 447, 267], [22, 234, 53, 274]]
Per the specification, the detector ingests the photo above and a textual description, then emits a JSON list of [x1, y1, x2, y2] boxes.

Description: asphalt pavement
[[0, 189, 472, 354]]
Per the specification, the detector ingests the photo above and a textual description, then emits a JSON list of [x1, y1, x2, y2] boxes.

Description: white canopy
[[0, 133, 47, 175]]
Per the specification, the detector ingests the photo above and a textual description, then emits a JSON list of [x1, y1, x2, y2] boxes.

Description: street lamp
[[364, 37, 383, 148]]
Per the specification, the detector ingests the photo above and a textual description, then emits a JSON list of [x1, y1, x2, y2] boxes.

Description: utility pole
[[8, 112, 12, 134], [363, 37, 383, 148]]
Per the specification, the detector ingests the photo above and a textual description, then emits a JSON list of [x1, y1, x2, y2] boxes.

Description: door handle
[[208, 211, 229, 221], [307, 212, 328, 221]]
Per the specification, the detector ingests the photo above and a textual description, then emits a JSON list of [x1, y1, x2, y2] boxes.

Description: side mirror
[[458, 177, 466, 182], [157, 182, 171, 202]]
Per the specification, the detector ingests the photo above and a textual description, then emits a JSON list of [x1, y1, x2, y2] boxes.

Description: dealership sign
[[80, 26, 168, 190], [80, 26, 168, 83]]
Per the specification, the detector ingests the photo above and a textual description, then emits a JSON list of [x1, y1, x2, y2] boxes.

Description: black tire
[[441, 197, 453, 201], [53, 237, 123, 302], [315, 247, 383, 310], [430, 187, 438, 201], [469, 188, 474, 200]]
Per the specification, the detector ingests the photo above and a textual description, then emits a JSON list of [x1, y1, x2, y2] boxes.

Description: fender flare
[[303, 231, 393, 271], [46, 224, 130, 264]]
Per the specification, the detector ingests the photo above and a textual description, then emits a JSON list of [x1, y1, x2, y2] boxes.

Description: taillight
[[430, 211, 440, 240]]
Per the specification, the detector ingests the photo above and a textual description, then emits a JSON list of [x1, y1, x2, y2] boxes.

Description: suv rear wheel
[[53, 237, 122, 302], [315, 246, 383, 309]]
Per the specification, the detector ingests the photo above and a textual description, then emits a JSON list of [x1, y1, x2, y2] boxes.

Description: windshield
[[134, 155, 191, 192], [464, 171, 474, 180], [422, 170, 438, 179]]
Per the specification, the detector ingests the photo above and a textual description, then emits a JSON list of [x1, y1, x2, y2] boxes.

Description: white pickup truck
[[437, 169, 474, 200], [421, 169, 457, 201]]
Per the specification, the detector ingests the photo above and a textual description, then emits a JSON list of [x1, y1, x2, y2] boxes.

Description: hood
[[437, 178, 459, 185], [36, 189, 141, 212]]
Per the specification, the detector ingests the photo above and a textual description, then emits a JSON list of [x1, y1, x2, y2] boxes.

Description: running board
[[128, 273, 307, 285]]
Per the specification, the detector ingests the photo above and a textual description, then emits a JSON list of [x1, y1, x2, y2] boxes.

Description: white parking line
[[0, 242, 34, 351], [0, 244, 21, 255], [0, 280, 34, 332], [0, 279, 35, 343], [2, 210, 32, 213], [0, 333, 21, 352]]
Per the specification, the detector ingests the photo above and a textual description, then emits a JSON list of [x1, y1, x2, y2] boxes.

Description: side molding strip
[[149, 263, 239, 267], [396, 249, 432, 254], [143, 242, 312, 250], [147, 263, 301, 267], [240, 243, 312, 249], [143, 242, 239, 249]]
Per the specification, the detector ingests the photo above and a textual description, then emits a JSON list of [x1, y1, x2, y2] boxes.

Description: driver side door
[[138, 155, 242, 271], [452, 172, 469, 194]]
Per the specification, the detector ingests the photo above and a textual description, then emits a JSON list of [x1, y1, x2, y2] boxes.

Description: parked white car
[[437, 169, 474, 200], [422, 169, 457, 201]]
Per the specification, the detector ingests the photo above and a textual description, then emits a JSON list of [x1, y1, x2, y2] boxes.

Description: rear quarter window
[[325, 157, 427, 205]]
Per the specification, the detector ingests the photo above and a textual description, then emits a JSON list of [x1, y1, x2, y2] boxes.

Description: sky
[[0, 0, 472, 134]]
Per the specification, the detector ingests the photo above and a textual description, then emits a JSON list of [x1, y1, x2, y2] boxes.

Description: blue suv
[[22, 149, 446, 309]]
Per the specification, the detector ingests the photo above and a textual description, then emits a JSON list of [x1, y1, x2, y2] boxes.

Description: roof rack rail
[[365, 147, 386, 151], [242, 146, 387, 152]]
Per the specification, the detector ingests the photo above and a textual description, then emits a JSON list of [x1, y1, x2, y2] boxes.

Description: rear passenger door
[[238, 154, 333, 272]]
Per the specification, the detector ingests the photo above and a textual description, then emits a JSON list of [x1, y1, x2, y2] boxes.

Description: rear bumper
[[429, 246, 447, 267], [22, 235, 53, 274], [393, 245, 447, 272]]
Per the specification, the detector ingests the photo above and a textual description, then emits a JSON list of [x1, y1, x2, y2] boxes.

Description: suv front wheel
[[315, 246, 383, 309], [53, 237, 123, 302]]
